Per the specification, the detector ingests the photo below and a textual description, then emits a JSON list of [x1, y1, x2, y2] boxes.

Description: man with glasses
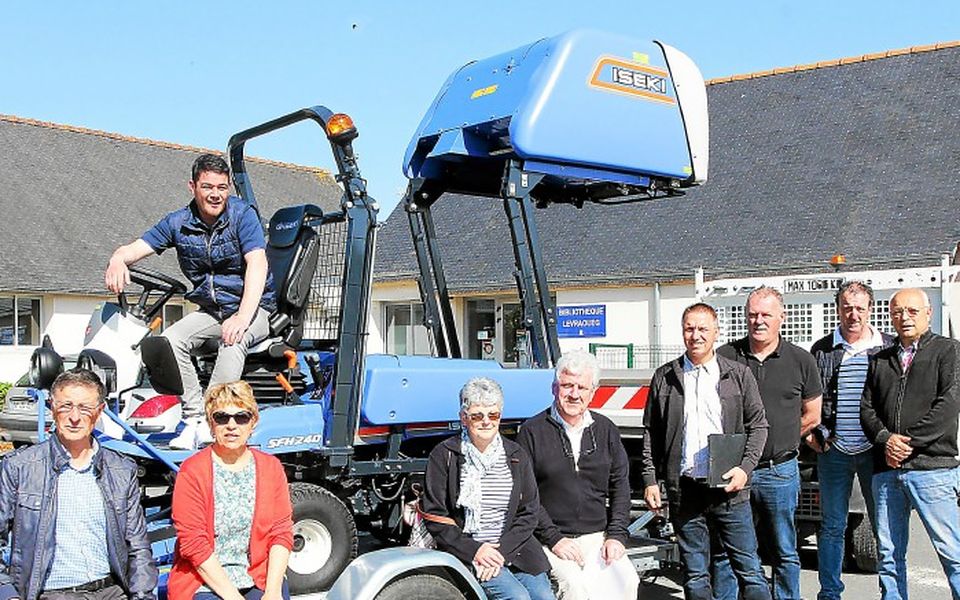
[[807, 281, 893, 600], [0, 369, 157, 600], [105, 153, 276, 449], [642, 303, 771, 600], [517, 350, 638, 599], [861, 288, 960, 600]]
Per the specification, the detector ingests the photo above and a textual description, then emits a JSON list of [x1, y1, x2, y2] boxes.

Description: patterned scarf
[[457, 428, 505, 534]]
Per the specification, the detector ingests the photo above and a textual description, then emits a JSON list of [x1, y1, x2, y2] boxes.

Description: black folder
[[707, 433, 747, 488]]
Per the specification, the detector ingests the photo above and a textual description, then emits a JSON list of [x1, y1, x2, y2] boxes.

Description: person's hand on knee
[[551, 537, 584, 566], [601, 538, 625, 564]]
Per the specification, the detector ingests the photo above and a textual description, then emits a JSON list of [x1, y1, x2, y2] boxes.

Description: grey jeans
[[39, 584, 127, 600], [161, 307, 271, 418]]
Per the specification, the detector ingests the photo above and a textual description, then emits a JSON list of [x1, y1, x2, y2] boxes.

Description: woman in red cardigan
[[169, 381, 294, 600]]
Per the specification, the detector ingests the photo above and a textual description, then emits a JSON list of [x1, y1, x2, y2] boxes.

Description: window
[[501, 302, 525, 364], [0, 295, 41, 346], [465, 299, 496, 360], [384, 303, 431, 356]]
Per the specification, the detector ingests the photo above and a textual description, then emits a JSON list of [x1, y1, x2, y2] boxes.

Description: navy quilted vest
[[171, 199, 276, 319]]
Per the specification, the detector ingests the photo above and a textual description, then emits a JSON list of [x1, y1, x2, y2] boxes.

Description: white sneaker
[[169, 418, 204, 450]]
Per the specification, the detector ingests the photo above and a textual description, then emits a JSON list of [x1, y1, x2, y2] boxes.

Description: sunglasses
[[211, 411, 254, 426], [465, 411, 501, 422]]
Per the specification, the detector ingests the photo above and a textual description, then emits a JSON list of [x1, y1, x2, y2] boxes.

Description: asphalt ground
[[636, 514, 951, 599]]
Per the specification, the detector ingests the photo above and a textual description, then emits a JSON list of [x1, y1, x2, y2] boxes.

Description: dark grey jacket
[[641, 354, 769, 505], [0, 437, 157, 600], [861, 330, 960, 471]]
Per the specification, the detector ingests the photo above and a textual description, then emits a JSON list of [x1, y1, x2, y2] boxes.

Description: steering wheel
[[120, 265, 188, 322]]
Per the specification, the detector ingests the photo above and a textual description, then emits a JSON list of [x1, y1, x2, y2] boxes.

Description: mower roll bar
[[227, 106, 364, 213], [226, 106, 379, 467]]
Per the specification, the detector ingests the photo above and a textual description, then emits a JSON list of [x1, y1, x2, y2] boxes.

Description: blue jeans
[[480, 568, 554, 600], [816, 447, 876, 600], [713, 457, 800, 600], [673, 479, 771, 600], [873, 466, 960, 600]]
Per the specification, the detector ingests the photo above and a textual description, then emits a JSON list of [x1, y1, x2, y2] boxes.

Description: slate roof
[[374, 42, 960, 291], [0, 115, 343, 294]]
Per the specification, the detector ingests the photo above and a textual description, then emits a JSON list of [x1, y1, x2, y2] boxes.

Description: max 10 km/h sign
[[783, 277, 845, 293], [557, 304, 606, 338]]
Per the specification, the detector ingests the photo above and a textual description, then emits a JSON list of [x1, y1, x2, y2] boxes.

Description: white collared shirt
[[681, 354, 723, 478], [833, 324, 885, 357], [551, 403, 594, 469]]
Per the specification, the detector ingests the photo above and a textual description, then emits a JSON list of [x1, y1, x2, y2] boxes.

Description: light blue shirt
[[45, 442, 111, 590]]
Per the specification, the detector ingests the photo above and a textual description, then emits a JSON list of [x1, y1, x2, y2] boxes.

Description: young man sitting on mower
[[105, 153, 275, 450]]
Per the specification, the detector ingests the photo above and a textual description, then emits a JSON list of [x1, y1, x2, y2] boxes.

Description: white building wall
[[368, 262, 960, 366], [46, 294, 107, 354]]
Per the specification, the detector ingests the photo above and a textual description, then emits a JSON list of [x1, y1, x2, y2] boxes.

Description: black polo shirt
[[717, 336, 821, 461]]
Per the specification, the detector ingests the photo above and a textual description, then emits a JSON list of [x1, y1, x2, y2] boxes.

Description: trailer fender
[[325, 547, 485, 600]]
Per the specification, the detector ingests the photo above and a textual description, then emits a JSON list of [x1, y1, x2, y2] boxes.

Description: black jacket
[[421, 435, 550, 575], [811, 329, 894, 435], [640, 354, 769, 505], [861, 330, 960, 471], [516, 409, 631, 547]]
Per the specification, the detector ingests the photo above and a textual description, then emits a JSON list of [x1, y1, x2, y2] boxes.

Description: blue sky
[[2, 1, 957, 219]]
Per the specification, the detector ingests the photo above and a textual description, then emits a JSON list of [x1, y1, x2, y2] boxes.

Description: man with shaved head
[[861, 288, 960, 600]]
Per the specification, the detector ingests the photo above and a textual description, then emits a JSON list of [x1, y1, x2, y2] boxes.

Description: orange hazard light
[[326, 113, 358, 143]]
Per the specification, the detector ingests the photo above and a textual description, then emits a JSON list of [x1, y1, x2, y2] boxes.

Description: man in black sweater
[[860, 287, 960, 600], [517, 349, 638, 600]]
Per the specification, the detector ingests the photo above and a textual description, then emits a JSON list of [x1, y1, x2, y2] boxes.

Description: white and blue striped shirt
[[471, 453, 513, 543], [831, 326, 885, 455]]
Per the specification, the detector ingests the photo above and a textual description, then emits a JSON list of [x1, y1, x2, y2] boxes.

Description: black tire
[[846, 513, 878, 573], [286, 483, 358, 594], [375, 574, 467, 600]]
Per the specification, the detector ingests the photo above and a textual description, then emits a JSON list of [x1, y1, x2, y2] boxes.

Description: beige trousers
[[544, 531, 640, 600]]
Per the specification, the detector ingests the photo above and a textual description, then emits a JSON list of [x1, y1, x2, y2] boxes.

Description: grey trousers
[[161, 307, 271, 418], [39, 584, 126, 600]]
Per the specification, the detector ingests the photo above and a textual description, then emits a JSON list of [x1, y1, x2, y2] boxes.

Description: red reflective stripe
[[358, 422, 453, 438], [358, 425, 390, 436], [623, 386, 649, 409], [589, 386, 618, 408]]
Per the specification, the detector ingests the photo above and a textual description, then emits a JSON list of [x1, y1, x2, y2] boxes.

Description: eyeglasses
[[211, 411, 254, 426], [465, 411, 501, 422], [53, 403, 101, 417], [890, 307, 927, 319]]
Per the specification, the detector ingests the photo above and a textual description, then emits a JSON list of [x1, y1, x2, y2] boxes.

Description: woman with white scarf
[[422, 377, 555, 600]]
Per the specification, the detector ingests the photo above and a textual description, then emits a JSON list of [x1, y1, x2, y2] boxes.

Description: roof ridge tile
[[706, 39, 959, 86], [0, 113, 331, 177]]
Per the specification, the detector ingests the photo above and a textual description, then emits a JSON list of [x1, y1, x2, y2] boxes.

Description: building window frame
[[0, 294, 43, 346], [383, 302, 432, 356]]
